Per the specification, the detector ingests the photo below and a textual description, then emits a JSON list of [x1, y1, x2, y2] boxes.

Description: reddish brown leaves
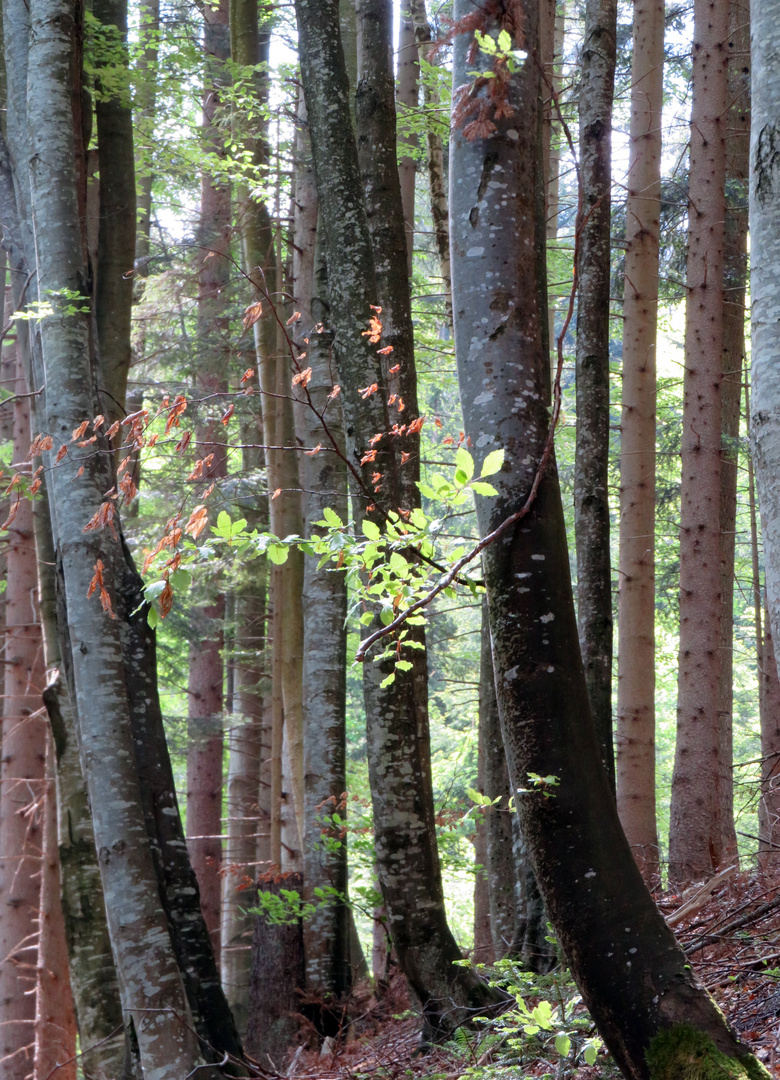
[[243, 301, 263, 331], [292, 367, 312, 389], [184, 505, 208, 540], [83, 500, 117, 537], [87, 560, 116, 619]]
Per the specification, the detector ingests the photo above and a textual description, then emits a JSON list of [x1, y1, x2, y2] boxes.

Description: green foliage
[[450, 959, 608, 1079]]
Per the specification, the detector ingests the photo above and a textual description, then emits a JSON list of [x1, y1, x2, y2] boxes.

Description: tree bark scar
[[469, 151, 499, 227], [756, 124, 780, 205]]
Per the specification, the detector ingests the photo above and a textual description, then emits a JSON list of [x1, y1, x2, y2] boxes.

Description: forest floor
[[279, 869, 780, 1080]]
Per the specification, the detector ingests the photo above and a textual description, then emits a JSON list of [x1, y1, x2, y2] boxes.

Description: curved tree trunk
[[450, 4, 764, 1077]]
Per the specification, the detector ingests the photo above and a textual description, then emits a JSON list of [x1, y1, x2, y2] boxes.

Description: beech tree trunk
[[574, 0, 616, 787], [450, 4, 764, 1077], [615, 0, 664, 884], [750, 0, 780, 864], [396, 4, 418, 276], [668, 0, 730, 886], [295, 0, 507, 1035]]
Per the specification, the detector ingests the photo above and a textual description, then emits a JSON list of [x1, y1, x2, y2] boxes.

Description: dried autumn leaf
[[92, 414, 105, 430], [164, 396, 187, 435], [369, 305, 383, 313], [28, 433, 54, 459], [243, 301, 263, 331], [304, 443, 322, 456], [271, 488, 282, 500], [117, 455, 132, 475], [0, 497, 22, 531], [377, 345, 394, 356], [327, 385, 341, 400], [221, 403, 235, 425], [434, 416, 443, 428], [369, 432, 383, 446], [159, 581, 174, 619], [401, 451, 412, 465], [77, 435, 98, 447], [187, 458, 205, 482], [286, 310, 302, 325], [185, 505, 209, 539], [83, 500, 117, 536], [175, 430, 192, 454], [389, 364, 401, 374], [361, 449, 378, 465], [397, 397, 405, 412], [292, 367, 312, 388], [55, 445, 69, 464], [72, 420, 89, 442], [105, 420, 121, 440], [407, 416, 425, 435], [362, 316, 383, 344], [203, 483, 216, 499], [240, 368, 255, 383], [359, 383, 378, 399]]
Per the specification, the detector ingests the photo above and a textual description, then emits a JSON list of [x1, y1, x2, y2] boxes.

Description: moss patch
[[648, 1025, 770, 1080]]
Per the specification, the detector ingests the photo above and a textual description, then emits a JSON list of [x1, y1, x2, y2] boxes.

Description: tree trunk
[[291, 101, 353, 1011], [0, 355, 50, 1080], [668, 0, 730, 887], [33, 733, 77, 1080], [759, 599, 780, 866], [574, 0, 616, 787], [716, 0, 750, 866], [295, 0, 507, 1036], [93, 0, 136, 428], [615, 0, 664, 885], [450, 4, 764, 1077], [749, 0, 780, 865], [397, 4, 418, 276], [24, 0, 222, 1069], [408, 0, 451, 323]]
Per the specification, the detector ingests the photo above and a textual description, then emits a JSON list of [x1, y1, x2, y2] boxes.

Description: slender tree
[[574, 0, 617, 786], [668, 0, 730, 886], [615, 0, 664, 883]]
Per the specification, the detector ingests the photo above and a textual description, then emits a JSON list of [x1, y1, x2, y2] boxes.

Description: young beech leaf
[[362, 519, 381, 541], [555, 1034, 571, 1058], [471, 481, 498, 497], [583, 1044, 598, 1066], [455, 446, 475, 482], [480, 448, 505, 477], [380, 672, 395, 688], [170, 568, 191, 590], [395, 660, 412, 671], [267, 543, 289, 565], [216, 510, 232, 533], [147, 606, 159, 629], [321, 506, 343, 527], [497, 28, 512, 52]]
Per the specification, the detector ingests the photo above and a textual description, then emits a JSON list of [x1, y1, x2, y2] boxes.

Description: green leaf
[[379, 606, 395, 626], [170, 568, 192, 589], [470, 481, 498, 497], [216, 510, 232, 533], [480, 448, 505, 477], [497, 28, 512, 52], [555, 1034, 571, 1058], [147, 605, 159, 629], [455, 447, 475, 481], [267, 543, 289, 565], [475, 29, 496, 52], [417, 482, 440, 501], [380, 672, 395, 688], [321, 506, 343, 527], [359, 611, 374, 625], [395, 659, 412, 672], [362, 519, 381, 541], [145, 580, 167, 601], [583, 1044, 598, 1066]]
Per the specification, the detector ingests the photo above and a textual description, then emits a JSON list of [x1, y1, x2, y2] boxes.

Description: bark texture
[[574, 0, 616, 787], [750, 0, 780, 856], [450, 5, 762, 1078], [615, 0, 664, 883], [669, 0, 730, 886], [296, 0, 507, 1035]]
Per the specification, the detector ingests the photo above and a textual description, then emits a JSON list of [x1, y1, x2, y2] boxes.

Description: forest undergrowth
[[277, 870, 780, 1080]]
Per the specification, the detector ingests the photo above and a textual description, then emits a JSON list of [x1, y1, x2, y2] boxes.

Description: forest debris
[[666, 864, 737, 926]]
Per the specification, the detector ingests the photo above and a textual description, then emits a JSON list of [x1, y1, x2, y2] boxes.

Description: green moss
[[647, 1025, 771, 1080]]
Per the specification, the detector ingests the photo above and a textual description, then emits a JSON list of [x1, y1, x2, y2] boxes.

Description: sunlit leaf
[[481, 448, 505, 477]]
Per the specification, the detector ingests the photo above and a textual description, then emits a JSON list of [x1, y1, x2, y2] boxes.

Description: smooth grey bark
[[295, 0, 507, 1036], [480, 604, 553, 971], [574, 0, 616, 788], [750, 0, 780, 765], [292, 102, 352, 1011], [450, 4, 762, 1077]]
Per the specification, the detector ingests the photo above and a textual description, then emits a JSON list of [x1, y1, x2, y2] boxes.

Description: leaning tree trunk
[[668, 0, 730, 887], [450, 3, 766, 1078], [295, 0, 508, 1037], [24, 0, 227, 1071], [615, 0, 664, 885], [574, 0, 617, 787]]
